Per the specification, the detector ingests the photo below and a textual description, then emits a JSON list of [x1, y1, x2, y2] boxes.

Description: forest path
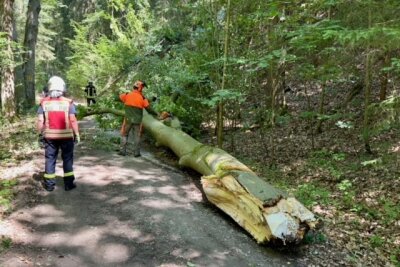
[[0, 117, 301, 267]]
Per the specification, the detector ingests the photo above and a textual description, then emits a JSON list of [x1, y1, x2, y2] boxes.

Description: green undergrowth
[[295, 183, 333, 208], [0, 179, 18, 215], [253, 144, 398, 255], [81, 130, 120, 151], [0, 115, 39, 164], [0, 115, 36, 217], [0, 236, 12, 253]]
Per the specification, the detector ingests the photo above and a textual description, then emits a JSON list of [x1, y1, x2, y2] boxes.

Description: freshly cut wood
[[79, 107, 317, 244]]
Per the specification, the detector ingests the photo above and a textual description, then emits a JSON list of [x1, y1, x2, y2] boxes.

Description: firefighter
[[119, 80, 156, 157], [84, 81, 97, 106], [37, 76, 80, 191]]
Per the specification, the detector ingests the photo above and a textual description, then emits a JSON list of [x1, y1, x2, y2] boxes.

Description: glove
[[74, 134, 81, 145], [38, 134, 45, 149]]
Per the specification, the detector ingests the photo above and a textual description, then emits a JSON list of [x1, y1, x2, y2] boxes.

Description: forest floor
[[196, 85, 400, 267], [0, 85, 399, 266]]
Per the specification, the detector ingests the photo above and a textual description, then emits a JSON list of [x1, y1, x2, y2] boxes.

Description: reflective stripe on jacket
[[85, 85, 96, 98], [41, 97, 74, 139]]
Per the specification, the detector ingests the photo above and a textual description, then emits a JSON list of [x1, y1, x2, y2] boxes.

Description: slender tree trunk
[[1, 0, 17, 120], [13, 8, 24, 112], [316, 82, 326, 133], [270, 70, 277, 126], [217, 0, 231, 148], [363, 7, 373, 154], [304, 82, 315, 150], [23, 0, 41, 108], [316, 8, 330, 134], [379, 52, 389, 101]]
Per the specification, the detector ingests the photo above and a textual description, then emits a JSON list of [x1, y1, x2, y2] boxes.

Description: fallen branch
[[78, 107, 317, 244]]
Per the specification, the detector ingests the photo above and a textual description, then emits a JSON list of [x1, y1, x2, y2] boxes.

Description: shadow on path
[[0, 117, 303, 267]]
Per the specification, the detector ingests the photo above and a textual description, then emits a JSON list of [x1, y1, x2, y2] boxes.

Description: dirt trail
[[0, 118, 303, 267]]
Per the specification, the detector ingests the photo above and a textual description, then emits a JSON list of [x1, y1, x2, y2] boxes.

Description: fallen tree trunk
[[78, 107, 317, 244]]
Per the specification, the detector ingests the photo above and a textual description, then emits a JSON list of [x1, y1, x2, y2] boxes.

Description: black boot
[[64, 176, 77, 191], [42, 177, 56, 191], [118, 146, 127, 156], [119, 137, 128, 156], [42, 181, 55, 191]]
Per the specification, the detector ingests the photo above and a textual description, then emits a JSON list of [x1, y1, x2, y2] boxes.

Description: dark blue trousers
[[44, 139, 75, 189]]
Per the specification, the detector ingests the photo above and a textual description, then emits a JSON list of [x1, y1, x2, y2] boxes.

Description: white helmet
[[47, 76, 66, 92]]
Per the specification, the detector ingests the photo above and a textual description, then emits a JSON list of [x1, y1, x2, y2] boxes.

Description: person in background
[[118, 80, 157, 157], [37, 76, 80, 191], [84, 81, 96, 106]]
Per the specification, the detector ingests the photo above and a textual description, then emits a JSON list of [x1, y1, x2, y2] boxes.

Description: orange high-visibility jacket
[[119, 90, 149, 109]]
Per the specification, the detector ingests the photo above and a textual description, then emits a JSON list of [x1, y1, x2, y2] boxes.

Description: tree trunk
[[78, 107, 317, 244], [316, 82, 326, 134], [1, 0, 16, 120], [12, 9, 25, 112], [379, 53, 389, 101], [217, 0, 231, 148], [304, 82, 315, 150], [363, 7, 373, 154], [23, 0, 41, 108]]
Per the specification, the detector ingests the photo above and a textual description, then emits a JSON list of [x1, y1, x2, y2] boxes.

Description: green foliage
[[308, 149, 346, 181], [390, 247, 400, 267], [369, 235, 385, 248], [337, 179, 352, 192], [300, 111, 318, 120], [83, 131, 120, 151], [201, 89, 243, 108], [0, 32, 23, 69], [0, 33, 8, 67], [66, 3, 152, 96], [275, 114, 292, 126], [295, 183, 332, 208], [0, 116, 39, 164], [81, 97, 124, 130], [379, 199, 400, 226], [303, 231, 327, 244], [389, 58, 400, 74], [0, 179, 18, 212], [0, 236, 12, 252], [336, 179, 356, 208], [367, 95, 400, 137]]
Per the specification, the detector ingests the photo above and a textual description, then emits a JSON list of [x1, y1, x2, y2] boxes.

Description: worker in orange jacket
[[119, 80, 156, 157]]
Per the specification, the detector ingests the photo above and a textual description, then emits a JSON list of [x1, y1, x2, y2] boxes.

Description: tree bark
[[1, 0, 16, 120], [379, 53, 389, 101], [363, 7, 373, 154], [78, 107, 317, 244], [23, 0, 41, 108], [316, 82, 326, 134], [12, 8, 25, 112], [217, 0, 231, 148]]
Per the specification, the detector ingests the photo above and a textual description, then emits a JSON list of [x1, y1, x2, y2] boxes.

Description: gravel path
[[0, 118, 303, 267]]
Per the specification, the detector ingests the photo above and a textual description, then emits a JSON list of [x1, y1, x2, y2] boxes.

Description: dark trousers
[[44, 139, 75, 188], [87, 98, 96, 106], [120, 122, 141, 155]]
